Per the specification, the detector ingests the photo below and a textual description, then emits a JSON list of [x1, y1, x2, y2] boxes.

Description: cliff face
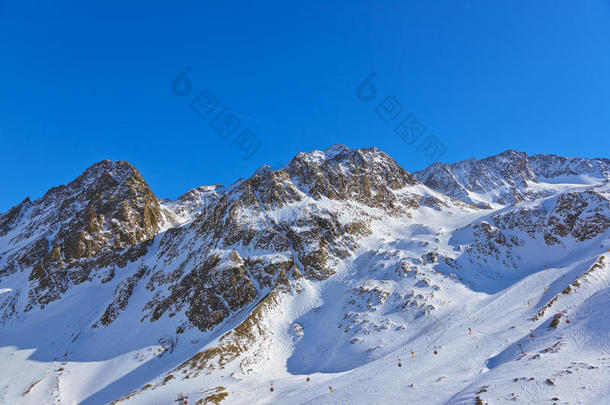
[[0, 160, 163, 309]]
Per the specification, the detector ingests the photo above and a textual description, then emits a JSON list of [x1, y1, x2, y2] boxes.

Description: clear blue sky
[[1, 1, 609, 212]]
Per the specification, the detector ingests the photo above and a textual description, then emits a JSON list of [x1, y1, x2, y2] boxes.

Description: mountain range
[[1, 145, 609, 404]]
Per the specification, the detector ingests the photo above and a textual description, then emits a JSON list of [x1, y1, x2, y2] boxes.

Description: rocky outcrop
[[487, 190, 610, 246], [456, 189, 610, 272]]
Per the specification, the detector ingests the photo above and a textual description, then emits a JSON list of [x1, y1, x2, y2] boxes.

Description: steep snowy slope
[[0, 147, 609, 405]]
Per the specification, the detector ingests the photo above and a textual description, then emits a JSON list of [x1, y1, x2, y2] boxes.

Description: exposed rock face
[[454, 190, 610, 272], [172, 290, 282, 378], [545, 191, 610, 244], [141, 145, 429, 331], [529, 154, 610, 179], [0, 197, 31, 237], [283, 145, 418, 211], [414, 150, 610, 206], [0, 160, 162, 308], [487, 190, 610, 246]]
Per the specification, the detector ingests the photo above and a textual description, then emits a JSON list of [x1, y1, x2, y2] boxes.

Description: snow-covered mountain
[[414, 149, 610, 207], [1, 146, 609, 405]]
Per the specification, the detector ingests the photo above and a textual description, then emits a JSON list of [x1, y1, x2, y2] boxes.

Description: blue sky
[[1, 1, 609, 212]]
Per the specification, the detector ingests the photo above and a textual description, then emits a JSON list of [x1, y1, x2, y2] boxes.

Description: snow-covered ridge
[[414, 149, 610, 207], [0, 146, 609, 405]]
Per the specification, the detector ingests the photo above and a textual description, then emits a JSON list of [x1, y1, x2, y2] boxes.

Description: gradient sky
[[1, 1, 610, 212]]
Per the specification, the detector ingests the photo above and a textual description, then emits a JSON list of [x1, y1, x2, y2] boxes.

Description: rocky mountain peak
[[324, 143, 350, 154], [72, 159, 138, 186], [415, 150, 610, 206], [0, 159, 163, 308], [29, 159, 162, 250], [529, 153, 610, 179], [282, 145, 417, 209]]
